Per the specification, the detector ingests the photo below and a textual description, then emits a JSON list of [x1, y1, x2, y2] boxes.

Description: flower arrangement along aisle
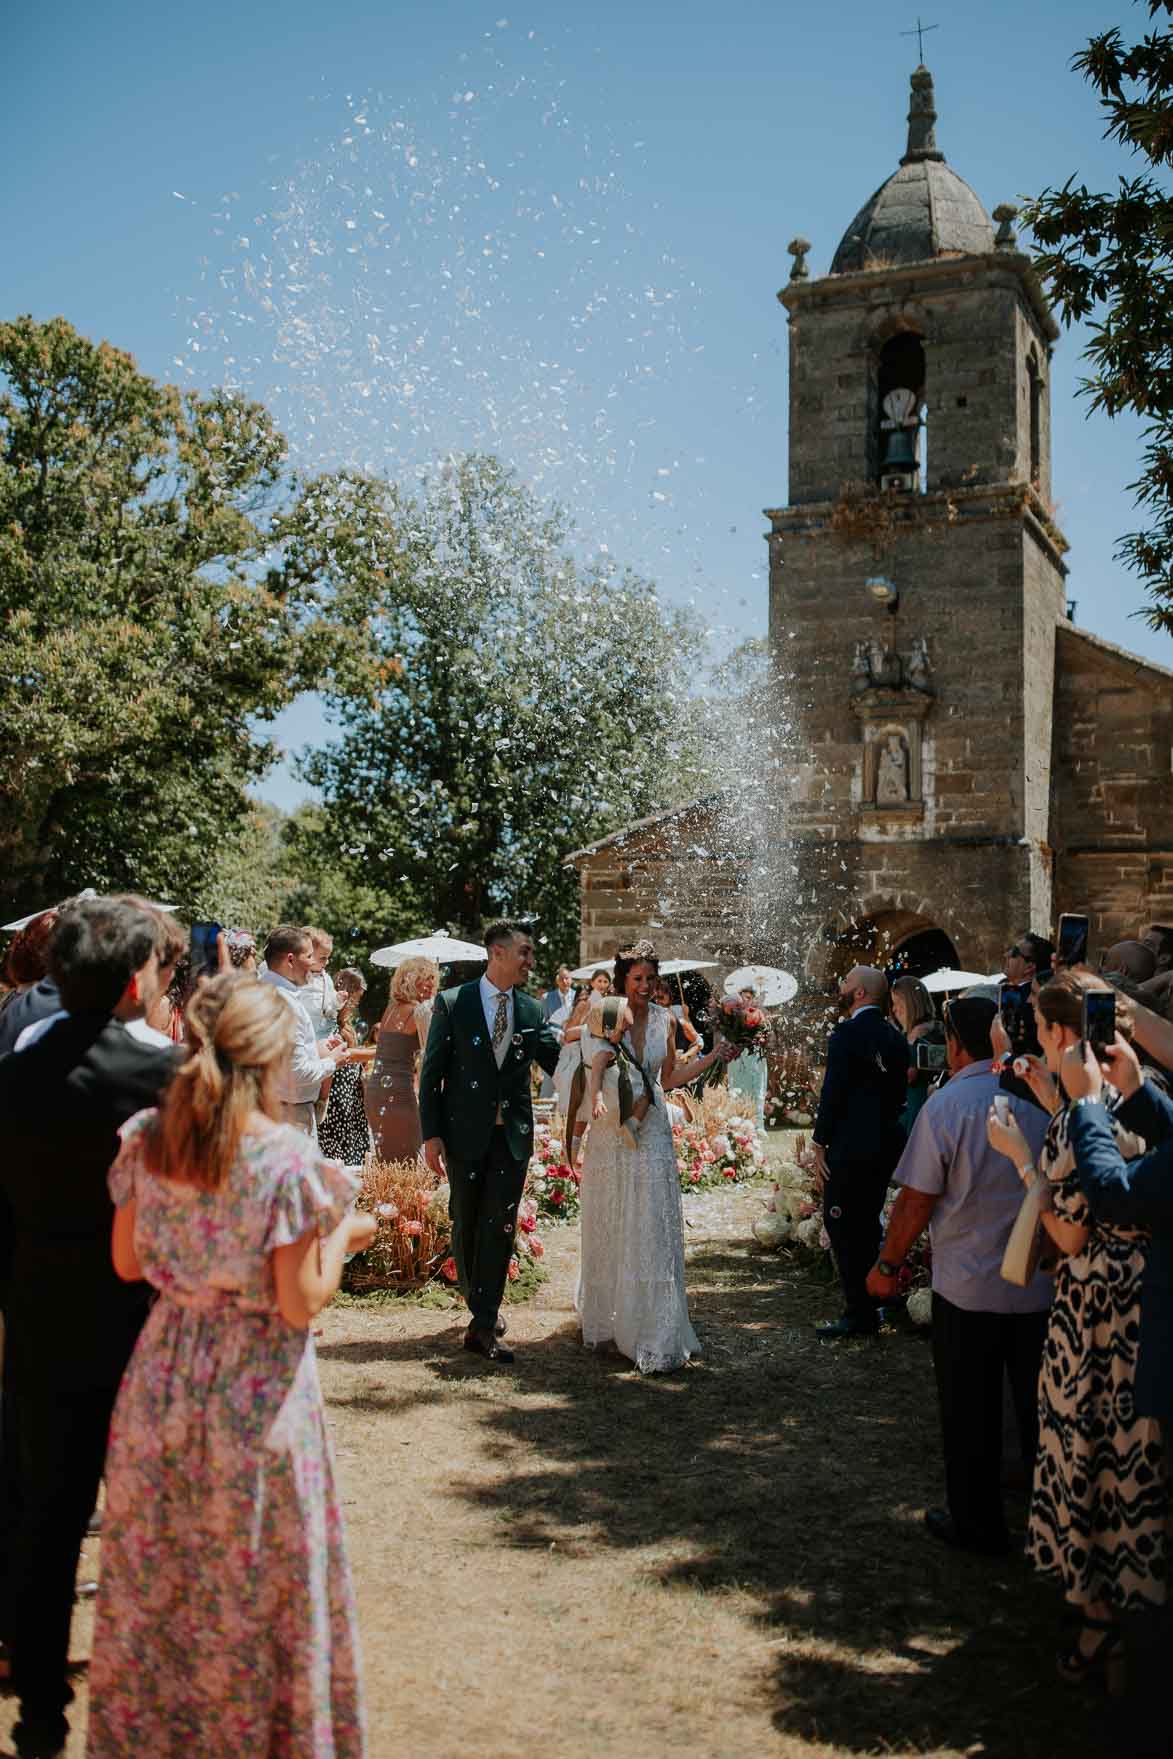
[[527, 1124, 583, 1223], [671, 1086, 768, 1192], [770, 1135, 931, 1299], [342, 1158, 548, 1298]]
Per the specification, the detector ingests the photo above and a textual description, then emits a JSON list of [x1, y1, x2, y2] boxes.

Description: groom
[[420, 920, 561, 1363]]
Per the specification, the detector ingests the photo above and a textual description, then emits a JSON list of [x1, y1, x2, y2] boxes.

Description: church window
[[1027, 350, 1042, 487]]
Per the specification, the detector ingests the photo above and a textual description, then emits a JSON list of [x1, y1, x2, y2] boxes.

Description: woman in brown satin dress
[[365, 956, 439, 1163]]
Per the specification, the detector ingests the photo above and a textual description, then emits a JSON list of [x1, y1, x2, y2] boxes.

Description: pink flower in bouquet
[[403, 1218, 423, 1236], [701, 1146, 716, 1163], [799, 1201, 816, 1220], [547, 1185, 565, 1206], [519, 1211, 537, 1234], [440, 1256, 458, 1282], [690, 1170, 701, 1183], [722, 1166, 736, 1179], [507, 1256, 520, 1281], [712, 1133, 732, 1158], [529, 1237, 545, 1258]]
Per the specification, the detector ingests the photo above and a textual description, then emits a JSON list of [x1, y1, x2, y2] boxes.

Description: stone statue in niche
[[907, 635, 932, 692], [851, 642, 871, 694], [876, 732, 911, 804]]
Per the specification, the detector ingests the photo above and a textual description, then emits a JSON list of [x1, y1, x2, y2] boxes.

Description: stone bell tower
[[766, 63, 1069, 978]]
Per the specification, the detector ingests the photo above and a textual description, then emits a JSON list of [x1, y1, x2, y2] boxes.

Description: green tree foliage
[[298, 455, 707, 967], [0, 316, 346, 918], [1023, 2, 1173, 631]]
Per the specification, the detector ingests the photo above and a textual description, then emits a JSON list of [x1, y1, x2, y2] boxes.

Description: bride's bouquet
[[714, 995, 770, 1055]]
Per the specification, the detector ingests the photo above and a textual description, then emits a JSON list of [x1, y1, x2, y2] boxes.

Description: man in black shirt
[[0, 897, 181, 1758]]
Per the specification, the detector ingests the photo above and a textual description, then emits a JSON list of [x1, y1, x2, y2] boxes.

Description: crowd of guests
[[2, 897, 1171, 1753], [811, 926, 1172, 1742]]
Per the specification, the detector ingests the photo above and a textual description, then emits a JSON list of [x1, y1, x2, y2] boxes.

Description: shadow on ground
[[362, 1241, 1124, 1759]]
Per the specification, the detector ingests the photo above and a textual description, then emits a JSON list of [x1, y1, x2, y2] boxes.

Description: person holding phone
[[86, 972, 371, 1756], [985, 970, 1164, 1687], [891, 976, 945, 1133]]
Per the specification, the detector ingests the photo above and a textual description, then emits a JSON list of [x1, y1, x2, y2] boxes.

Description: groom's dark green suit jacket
[[418, 981, 561, 1166]]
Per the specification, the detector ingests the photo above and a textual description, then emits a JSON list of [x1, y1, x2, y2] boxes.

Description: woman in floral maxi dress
[[88, 974, 375, 1758], [987, 970, 1166, 1689]]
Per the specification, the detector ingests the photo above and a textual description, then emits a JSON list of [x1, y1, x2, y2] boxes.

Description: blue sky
[[6, 0, 1166, 807]]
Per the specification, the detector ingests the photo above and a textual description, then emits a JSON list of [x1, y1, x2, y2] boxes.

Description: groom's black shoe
[[463, 1325, 514, 1364]]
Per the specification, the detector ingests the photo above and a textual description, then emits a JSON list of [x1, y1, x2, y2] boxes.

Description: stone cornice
[[778, 250, 1058, 346], [763, 481, 1069, 572]]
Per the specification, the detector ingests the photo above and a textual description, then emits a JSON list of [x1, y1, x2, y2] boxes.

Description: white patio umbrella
[[370, 932, 487, 969], [2, 888, 178, 933], [920, 967, 994, 994], [723, 964, 798, 1007]]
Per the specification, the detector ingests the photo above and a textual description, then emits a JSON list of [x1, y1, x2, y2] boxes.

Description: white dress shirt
[[302, 968, 340, 1041], [260, 966, 335, 1102], [479, 974, 514, 1070]]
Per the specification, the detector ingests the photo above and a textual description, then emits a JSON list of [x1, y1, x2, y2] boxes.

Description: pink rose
[[519, 1212, 536, 1233], [507, 1257, 520, 1281], [529, 1237, 545, 1258], [404, 1218, 423, 1236], [690, 1170, 701, 1183], [547, 1186, 565, 1206], [440, 1256, 458, 1282]]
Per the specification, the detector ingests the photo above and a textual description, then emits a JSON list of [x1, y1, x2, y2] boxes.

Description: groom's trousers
[[447, 1126, 527, 1332]]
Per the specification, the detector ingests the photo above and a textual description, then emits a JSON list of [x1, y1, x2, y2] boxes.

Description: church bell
[[881, 426, 918, 473]]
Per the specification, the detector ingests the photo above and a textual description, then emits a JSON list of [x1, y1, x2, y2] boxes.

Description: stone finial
[[901, 65, 945, 166], [787, 237, 812, 282], [993, 203, 1019, 251]]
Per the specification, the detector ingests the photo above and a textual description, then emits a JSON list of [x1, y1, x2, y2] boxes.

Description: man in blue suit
[[811, 965, 910, 1339]]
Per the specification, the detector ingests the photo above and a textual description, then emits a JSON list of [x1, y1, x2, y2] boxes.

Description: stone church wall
[[1051, 625, 1173, 947]]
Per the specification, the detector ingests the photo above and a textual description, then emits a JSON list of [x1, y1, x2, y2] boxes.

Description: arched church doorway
[[808, 909, 959, 990]]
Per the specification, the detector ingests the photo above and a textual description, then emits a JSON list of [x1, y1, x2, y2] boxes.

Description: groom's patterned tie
[[491, 991, 509, 1053]]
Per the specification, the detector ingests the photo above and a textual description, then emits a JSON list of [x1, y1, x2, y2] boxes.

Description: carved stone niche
[[851, 687, 932, 823]]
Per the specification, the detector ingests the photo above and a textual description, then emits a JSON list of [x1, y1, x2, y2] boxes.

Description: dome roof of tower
[[830, 67, 995, 275]]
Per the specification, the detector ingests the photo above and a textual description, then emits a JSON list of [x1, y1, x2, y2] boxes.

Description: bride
[[577, 941, 738, 1373]]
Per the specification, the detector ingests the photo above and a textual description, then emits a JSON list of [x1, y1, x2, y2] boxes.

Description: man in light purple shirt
[[866, 993, 1051, 1555]]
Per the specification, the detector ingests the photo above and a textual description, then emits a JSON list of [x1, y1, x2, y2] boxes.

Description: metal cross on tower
[[900, 17, 939, 63]]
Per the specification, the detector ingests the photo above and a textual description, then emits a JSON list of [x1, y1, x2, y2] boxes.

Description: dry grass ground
[[1, 1172, 1124, 1758]]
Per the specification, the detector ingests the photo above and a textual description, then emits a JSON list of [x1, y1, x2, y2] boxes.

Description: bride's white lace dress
[[576, 1004, 700, 1374]]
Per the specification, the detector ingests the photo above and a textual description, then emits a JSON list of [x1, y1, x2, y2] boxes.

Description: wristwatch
[[876, 1258, 902, 1278]]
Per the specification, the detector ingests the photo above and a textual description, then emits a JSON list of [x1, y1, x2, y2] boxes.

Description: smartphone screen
[[915, 1040, 947, 1071], [1057, 913, 1089, 967], [1082, 989, 1115, 1054], [190, 921, 222, 975]]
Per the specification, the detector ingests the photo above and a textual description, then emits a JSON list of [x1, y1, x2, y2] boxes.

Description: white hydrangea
[[906, 1287, 933, 1327]]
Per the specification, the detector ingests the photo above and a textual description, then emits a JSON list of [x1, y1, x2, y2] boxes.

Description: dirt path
[[4, 1183, 1116, 1758]]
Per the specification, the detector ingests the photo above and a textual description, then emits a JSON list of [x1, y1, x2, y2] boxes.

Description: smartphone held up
[[1082, 989, 1116, 1058], [1056, 912, 1089, 969]]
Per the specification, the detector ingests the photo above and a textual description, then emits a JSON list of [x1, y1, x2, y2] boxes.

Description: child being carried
[[586, 995, 652, 1151]]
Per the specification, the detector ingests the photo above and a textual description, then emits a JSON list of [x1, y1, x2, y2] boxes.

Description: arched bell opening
[[876, 332, 925, 493]]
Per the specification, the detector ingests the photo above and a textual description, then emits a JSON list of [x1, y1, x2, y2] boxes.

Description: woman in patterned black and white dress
[[988, 969, 1166, 1688]]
